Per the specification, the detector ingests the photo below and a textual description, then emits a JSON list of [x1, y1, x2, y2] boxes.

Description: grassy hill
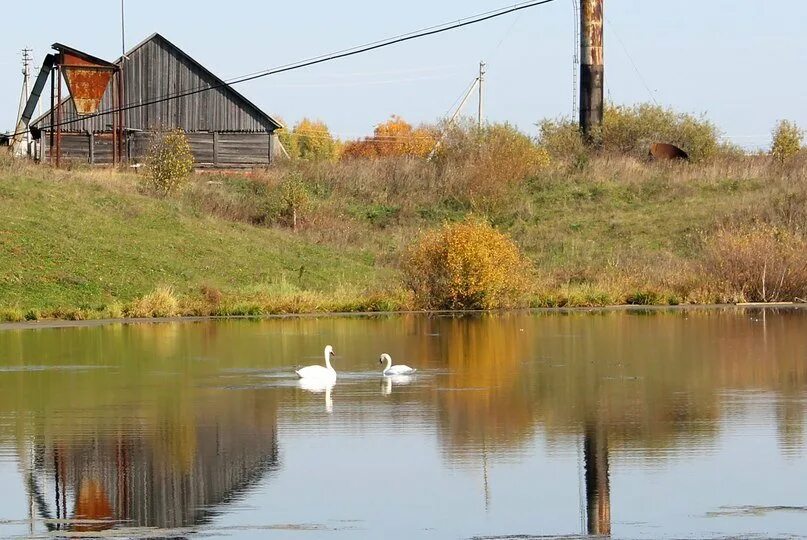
[[0, 159, 390, 319], [1, 149, 805, 321]]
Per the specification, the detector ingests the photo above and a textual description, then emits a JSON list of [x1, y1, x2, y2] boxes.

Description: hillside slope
[[0, 164, 385, 313]]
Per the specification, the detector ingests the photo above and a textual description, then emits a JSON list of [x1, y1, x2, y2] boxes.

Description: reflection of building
[[24, 404, 278, 533]]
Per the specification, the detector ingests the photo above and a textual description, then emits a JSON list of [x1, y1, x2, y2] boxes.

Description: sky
[[1, 0, 805, 149]]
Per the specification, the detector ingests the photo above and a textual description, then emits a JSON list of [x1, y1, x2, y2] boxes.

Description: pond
[[0, 308, 806, 539]]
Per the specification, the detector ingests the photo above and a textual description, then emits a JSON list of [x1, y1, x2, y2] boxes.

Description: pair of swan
[[294, 345, 416, 381]]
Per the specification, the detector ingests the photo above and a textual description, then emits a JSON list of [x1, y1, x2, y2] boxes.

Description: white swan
[[379, 353, 416, 376], [295, 345, 337, 381]]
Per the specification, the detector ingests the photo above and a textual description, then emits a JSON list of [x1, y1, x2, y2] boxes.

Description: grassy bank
[[1, 147, 806, 321], [0, 157, 401, 321]]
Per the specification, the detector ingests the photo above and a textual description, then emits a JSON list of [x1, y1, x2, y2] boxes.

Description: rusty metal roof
[[51, 43, 118, 69]]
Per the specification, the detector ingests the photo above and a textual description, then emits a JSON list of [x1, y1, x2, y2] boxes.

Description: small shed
[[31, 33, 283, 166]]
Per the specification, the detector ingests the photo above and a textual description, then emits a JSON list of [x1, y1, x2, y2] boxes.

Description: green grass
[[0, 152, 803, 319], [0, 162, 387, 314]]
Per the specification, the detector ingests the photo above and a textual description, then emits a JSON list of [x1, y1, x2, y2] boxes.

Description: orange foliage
[[342, 115, 435, 159]]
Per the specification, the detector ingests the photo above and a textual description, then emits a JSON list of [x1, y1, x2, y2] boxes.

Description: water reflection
[[298, 378, 335, 413], [0, 308, 805, 537]]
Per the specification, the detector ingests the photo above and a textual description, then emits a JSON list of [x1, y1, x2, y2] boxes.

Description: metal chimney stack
[[580, 0, 604, 142]]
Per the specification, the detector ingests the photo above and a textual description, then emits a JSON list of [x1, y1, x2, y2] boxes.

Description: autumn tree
[[279, 119, 339, 161], [342, 115, 435, 159]]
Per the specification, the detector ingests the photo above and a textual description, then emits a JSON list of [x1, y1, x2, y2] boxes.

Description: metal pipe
[[118, 67, 125, 163], [580, 0, 604, 142], [49, 67, 55, 165], [56, 66, 62, 168]]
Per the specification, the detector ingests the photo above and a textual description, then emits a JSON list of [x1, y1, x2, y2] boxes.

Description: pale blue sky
[[2, 1, 804, 148]]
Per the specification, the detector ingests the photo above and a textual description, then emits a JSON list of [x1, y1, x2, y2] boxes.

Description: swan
[[379, 353, 416, 376], [295, 345, 337, 381]]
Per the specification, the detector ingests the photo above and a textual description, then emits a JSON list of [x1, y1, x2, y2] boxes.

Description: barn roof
[[32, 33, 283, 132]]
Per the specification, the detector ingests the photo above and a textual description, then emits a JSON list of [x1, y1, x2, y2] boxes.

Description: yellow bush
[[402, 218, 531, 310], [702, 223, 807, 302], [771, 120, 803, 163], [144, 130, 194, 197], [128, 286, 180, 318]]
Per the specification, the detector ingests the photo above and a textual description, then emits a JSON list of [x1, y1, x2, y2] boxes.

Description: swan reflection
[[382, 374, 414, 396], [298, 377, 334, 413]]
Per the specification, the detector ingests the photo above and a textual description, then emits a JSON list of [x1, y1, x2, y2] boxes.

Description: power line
[[21, 0, 559, 137], [604, 15, 659, 106]]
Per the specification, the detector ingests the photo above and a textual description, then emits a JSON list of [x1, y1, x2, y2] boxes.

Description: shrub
[[537, 118, 587, 159], [402, 218, 531, 310], [434, 121, 550, 209], [276, 173, 311, 230], [128, 286, 180, 318], [200, 284, 223, 307], [537, 103, 721, 162], [143, 130, 194, 196], [702, 223, 807, 302], [771, 120, 803, 163]]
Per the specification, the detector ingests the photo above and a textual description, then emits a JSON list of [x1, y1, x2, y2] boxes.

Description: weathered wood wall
[[42, 132, 273, 166]]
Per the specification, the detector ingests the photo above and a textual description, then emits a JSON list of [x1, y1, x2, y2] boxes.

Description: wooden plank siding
[[42, 132, 272, 166]]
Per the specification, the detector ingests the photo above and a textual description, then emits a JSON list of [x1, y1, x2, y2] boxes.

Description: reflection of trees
[[431, 315, 536, 460], [421, 309, 807, 534], [392, 309, 807, 461], [2, 309, 806, 535]]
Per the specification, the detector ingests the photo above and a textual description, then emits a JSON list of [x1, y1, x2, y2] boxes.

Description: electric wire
[[604, 15, 659, 106], [10, 0, 559, 138]]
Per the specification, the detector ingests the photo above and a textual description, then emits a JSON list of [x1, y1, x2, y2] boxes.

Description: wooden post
[[213, 132, 219, 166], [89, 132, 95, 164]]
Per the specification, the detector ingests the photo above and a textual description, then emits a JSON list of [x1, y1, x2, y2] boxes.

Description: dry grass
[[127, 286, 180, 318], [702, 224, 807, 302]]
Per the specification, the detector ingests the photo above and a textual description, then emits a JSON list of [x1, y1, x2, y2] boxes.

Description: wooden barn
[[30, 33, 283, 166]]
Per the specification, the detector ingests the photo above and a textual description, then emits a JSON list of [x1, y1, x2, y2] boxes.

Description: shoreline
[[2, 303, 804, 331]]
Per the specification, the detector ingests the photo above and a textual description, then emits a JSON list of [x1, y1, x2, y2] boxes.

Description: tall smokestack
[[580, 0, 604, 142]]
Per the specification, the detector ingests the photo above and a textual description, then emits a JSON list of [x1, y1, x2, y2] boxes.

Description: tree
[[280, 119, 339, 161], [342, 115, 435, 159], [771, 120, 803, 163]]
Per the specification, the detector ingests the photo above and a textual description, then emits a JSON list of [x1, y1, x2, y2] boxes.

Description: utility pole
[[12, 48, 33, 156], [571, 0, 580, 120], [121, 0, 126, 58], [580, 0, 604, 142], [477, 61, 486, 129]]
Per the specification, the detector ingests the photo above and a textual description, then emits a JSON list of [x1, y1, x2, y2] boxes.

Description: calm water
[[0, 308, 806, 539]]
